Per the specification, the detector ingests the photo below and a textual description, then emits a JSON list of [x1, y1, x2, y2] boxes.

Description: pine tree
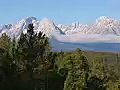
[[1, 36, 17, 76], [64, 48, 90, 90], [0, 33, 10, 53], [90, 56, 108, 89], [16, 24, 52, 77], [1, 24, 52, 79]]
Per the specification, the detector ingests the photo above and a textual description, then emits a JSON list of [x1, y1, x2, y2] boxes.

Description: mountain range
[[0, 16, 120, 42], [0, 17, 62, 39], [58, 16, 120, 36]]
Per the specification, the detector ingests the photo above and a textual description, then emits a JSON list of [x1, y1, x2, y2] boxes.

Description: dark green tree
[[16, 24, 52, 77], [89, 56, 108, 90], [64, 48, 90, 90], [0, 33, 10, 54], [1, 24, 52, 78], [1, 36, 17, 76]]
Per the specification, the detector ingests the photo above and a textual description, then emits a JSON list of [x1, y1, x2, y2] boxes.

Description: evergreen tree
[[16, 24, 52, 76], [89, 56, 108, 89], [0, 24, 52, 78], [1, 36, 17, 76], [0, 33, 10, 53], [64, 48, 90, 90]]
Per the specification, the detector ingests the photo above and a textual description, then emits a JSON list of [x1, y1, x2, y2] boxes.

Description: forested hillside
[[0, 24, 120, 90]]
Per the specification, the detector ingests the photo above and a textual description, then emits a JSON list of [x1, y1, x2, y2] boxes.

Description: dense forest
[[0, 24, 120, 90]]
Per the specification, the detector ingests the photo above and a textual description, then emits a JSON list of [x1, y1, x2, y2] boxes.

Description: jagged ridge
[[0, 16, 120, 40], [58, 16, 120, 36], [0, 17, 62, 39]]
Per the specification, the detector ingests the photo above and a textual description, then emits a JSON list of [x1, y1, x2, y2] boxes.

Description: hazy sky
[[0, 0, 120, 25]]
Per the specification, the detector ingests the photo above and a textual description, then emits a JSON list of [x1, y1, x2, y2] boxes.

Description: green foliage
[[89, 55, 120, 90], [1, 24, 52, 78], [88, 56, 108, 89], [91, 56, 106, 79], [0, 33, 10, 56], [58, 49, 90, 90], [107, 80, 120, 90], [55, 51, 120, 90], [1, 26, 120, 89]]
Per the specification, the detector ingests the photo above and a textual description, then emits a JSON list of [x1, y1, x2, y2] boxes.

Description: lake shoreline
[[83, 50, 120, 54], [52, 49, 120, 53]]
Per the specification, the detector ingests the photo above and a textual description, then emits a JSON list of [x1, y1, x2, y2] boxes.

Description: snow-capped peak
[[86, 16, 120, 35], [95, 16, 117, 26], [41, 18, 52, 22], [35, 18, 61, 37], [0, 17, 62, 39], [1, 16, 120, 40], [99, 16, 109, 20], [58, 16, 120, 36]]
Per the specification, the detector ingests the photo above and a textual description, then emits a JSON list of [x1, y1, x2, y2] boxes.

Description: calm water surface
[[50, 38, 120, 52]]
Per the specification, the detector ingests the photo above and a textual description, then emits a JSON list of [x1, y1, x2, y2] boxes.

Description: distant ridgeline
[[1, 16, 120, 39]]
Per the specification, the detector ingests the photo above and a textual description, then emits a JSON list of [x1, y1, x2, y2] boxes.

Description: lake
[[50, 38, 120, 52]]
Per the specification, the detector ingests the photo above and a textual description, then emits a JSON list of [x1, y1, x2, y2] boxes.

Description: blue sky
[[0, 0, 120, 25]]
